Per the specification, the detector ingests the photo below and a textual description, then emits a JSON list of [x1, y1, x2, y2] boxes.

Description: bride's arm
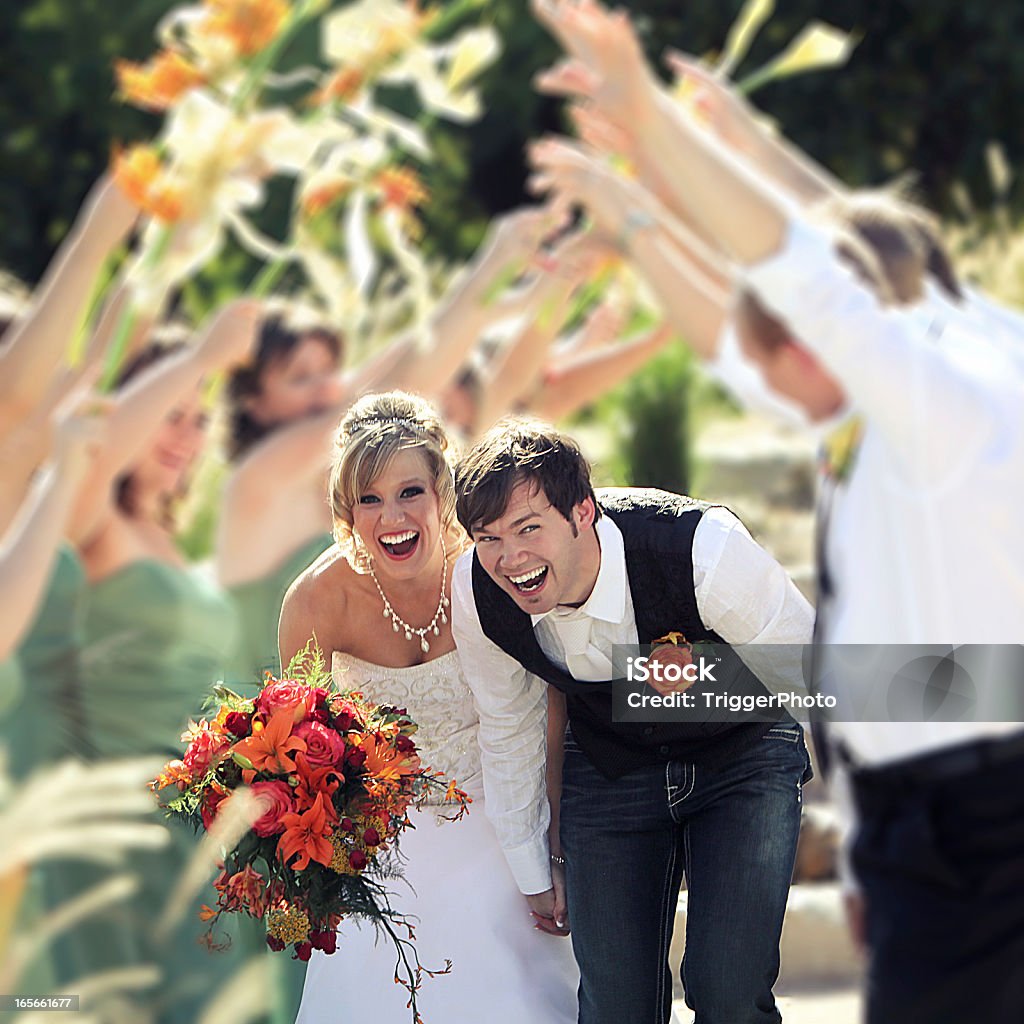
[[545, 687, 569, 934]]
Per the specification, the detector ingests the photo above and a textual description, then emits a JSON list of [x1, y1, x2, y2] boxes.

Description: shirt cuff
[[505, 836, 553, 896]]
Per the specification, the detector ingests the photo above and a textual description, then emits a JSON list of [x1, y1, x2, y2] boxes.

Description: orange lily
[[292, 752, 342, 822], [115, 50, 205, 112], [277, 792, 334, 871], [201, 0, 289, 57], [232, 709, 307, 776], [360, 734, 421, 781]]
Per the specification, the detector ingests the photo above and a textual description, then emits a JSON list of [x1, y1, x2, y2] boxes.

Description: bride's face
[[352, 448, 443, 582]]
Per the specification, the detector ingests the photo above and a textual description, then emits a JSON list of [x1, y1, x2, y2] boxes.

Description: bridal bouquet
[[151, 645, 469, 1012]]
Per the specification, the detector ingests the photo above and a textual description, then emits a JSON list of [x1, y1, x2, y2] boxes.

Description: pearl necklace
[[368, 547, 450, 653]]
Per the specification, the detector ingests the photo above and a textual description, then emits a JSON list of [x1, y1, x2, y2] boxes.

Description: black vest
[[471, 488, 777, 779]]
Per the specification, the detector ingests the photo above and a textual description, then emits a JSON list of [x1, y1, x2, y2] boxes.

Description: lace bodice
[[331, 650, 483, 798]]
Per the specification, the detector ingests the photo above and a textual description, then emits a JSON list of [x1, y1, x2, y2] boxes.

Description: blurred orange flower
[[202, 0, 290, 57], [374, 167, 428, 211], [113, 145, 187, 223], [115, 50, 205, 112]]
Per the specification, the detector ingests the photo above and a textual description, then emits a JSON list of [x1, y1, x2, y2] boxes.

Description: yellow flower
[[266, 904, 310, 944], [115, 50, 205, 112]]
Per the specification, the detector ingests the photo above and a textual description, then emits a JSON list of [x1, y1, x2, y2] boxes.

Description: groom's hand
[[527, 880, 571, 937]]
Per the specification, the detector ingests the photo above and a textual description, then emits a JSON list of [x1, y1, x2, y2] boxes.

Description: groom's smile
[[472, 480, 601, 614]]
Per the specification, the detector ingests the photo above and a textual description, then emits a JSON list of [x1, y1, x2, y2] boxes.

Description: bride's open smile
[[352, 448, 443, 581]]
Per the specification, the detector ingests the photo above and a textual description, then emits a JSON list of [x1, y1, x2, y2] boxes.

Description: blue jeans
[[560, 725, 810, 1024]]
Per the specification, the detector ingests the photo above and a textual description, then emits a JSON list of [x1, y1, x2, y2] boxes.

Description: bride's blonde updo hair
[[329, 391, 462, 571]]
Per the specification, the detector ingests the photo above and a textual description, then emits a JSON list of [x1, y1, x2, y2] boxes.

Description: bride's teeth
[[380, 530, 418, 545]]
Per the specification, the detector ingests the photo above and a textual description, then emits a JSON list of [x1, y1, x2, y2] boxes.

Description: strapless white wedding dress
[[294, 651, 579, 1023]]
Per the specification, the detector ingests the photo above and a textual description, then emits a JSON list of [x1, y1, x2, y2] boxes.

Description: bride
[[279, 390, 579, 1022]]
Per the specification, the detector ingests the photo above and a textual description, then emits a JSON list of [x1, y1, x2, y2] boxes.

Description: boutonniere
[[820, 415, 863, 483], [651, 632, 710, 659]]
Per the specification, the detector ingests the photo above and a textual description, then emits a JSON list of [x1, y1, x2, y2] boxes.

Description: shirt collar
[[530, 515, 627, 626]]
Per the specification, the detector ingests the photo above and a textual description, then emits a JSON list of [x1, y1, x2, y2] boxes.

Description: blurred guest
[[528, 4, 1024, 1021]]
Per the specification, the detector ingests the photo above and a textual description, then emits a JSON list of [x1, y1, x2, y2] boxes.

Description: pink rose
[[294, 721, 346, 768], [183, 730, 231, 778], [251, 780, 297, 837], [256, 681, 319, 722]]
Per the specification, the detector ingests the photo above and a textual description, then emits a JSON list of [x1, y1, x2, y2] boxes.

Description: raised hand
[[532, 0, 660, 129], [528, 136, 653, 248], [194, 297, 265, 371], [663, 50, 762, 154]]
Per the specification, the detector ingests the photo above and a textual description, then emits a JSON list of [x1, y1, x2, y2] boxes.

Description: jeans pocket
[[765, 724, 802, 743]]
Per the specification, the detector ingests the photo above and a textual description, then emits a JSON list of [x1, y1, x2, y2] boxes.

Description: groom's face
[[471, 480, 598, 614]]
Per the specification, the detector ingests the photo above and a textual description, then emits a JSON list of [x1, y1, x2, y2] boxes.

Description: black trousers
[[849, 736, 1024, 1024]]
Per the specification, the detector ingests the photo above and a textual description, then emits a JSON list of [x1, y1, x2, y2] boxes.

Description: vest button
[[658, 745, 670, 756], [642, 726, 654, 736]]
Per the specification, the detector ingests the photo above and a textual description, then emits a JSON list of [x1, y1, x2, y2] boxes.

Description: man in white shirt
[[452, 419, 813, 1024], [519, 6, 1024, 1015]]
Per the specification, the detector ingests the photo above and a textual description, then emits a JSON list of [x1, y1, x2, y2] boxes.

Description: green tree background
[[3, 0, 1022, 497]]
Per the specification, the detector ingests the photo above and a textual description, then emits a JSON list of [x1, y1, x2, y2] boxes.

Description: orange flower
[[150, 758, 193, 791], [359, 734, 421, 781], [374, 167, 428, 212], [115, 50, 204, 112], [300, 178, 354, 219], [310, 67, 365, 107], [231, 709, 307, 775], [291, 752, 342, 822], [277, 792, 334, 871], [202, 0, 289, 57], [112, 145, 187, 223]]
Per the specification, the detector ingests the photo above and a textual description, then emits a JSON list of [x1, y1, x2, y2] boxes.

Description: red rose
[[183, 729, 231, 778], [329, 697, 363, 731], [395, 735, 416, 753], [256, 680, 317, 722], [266, 935, 286, 952], [345, 746, 367, 769], [200, 787, 230, 830], [362, 828, 381, 847], [293, 941, 313, 962], [340, 817, 354, 832], [224, 711, 252, 737], [310, 930, 337, 954], [349, 849, 367, 871], [294, 721, 346, 768], [251, 780, 297, 837]]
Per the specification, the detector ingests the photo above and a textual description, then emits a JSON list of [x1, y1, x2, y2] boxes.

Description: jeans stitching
[[656, 832, 679, 1022], [766, 728, 800, 743], [669, 763, 695, 813]]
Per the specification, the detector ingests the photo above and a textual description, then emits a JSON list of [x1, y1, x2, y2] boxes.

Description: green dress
[[226, 533, 333, 1024], [7, 544, 88, 773], [70, 559, 245, 1023], [227, 533, 334, 692], [5, 545, 88, 996]]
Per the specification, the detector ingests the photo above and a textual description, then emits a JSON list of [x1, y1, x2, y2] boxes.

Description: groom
[[451, 418, 814, 1024]]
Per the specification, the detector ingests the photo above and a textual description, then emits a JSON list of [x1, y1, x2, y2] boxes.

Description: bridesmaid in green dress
[[48, 303, 262, 1021]]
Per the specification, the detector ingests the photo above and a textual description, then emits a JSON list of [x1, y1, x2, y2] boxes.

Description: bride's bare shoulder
[[279, 549, 366, 664]]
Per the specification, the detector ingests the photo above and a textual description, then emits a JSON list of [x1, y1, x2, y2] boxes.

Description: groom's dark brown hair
[[455, 417, 600, 535]]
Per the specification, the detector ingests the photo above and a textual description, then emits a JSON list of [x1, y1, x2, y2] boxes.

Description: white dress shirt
[[452, 508, 813, 895], [744, 219, 1024, 767]]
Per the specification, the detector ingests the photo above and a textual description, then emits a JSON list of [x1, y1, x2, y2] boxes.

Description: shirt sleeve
[[744, 218, 1016, 483], [450, 551, 553, 895], [692, 506, 813, 693]]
